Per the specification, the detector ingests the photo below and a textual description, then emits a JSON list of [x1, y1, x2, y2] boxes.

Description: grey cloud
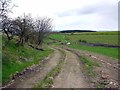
[[56, 11, 72, 17], [55, 1, 117, 30], [77, 2, 113, 15], [77, 6, 100, 15], [56, 1, 117, 18], [56, 4, 101, 17]]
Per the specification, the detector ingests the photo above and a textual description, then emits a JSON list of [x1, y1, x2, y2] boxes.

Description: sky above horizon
[[10, 0, 119, 31]]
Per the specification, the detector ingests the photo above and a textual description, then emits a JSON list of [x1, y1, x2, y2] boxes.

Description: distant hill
[[59, 30, 96, 33]]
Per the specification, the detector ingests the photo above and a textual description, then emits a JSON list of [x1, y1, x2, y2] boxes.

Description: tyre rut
[[52, 48, 91, 88], [5, 48, 64, 88]]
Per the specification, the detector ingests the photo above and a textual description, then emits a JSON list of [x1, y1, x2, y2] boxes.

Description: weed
[[70, 44, 119, 60], [2, 35, 53, 85], [47, 32, 119, 59], [34, 48, 65, 88], [80, 56, 99, 76]]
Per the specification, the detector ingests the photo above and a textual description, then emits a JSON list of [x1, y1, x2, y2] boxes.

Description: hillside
[[48, 31, 119, 59], [2, 31, 119, 88], [2, 35, 53, 85]]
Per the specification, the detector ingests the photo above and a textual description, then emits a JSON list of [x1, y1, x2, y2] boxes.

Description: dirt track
[[65, 48, 119, 88], [52, 48, 91, 88], [5, 48, 63, 88], [4, 47, 119, 88]]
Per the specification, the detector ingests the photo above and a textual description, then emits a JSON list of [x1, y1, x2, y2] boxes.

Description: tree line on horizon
[[59, 30, 96, 33]]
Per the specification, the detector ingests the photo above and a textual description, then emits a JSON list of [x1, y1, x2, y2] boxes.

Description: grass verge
[[47, 33, 119, 60], [2, 35, 53, 85], [70, 44, 119, 60], [80, 56, 99, 76], [34, 48, 65, 88]]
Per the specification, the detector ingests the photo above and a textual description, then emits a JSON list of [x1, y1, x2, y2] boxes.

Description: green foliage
[[80, 56, 99, 76], [34, 58, 64, 88], [70, 44, 119, 60], [34, 49, 65, 88], [48, 32, 119, 45], [66, 35, 119, 45], [48, 32, 119, 59], [74, 31, 120, 35], [49, 34, 67, 42], [2, 35, 53, 85]]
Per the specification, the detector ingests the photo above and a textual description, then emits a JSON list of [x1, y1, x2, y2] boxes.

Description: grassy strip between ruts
[[2, 35, 53, 85], [80, 56, 107, 88], [80, 56, 99, 77], [33, 48, 66, 88]]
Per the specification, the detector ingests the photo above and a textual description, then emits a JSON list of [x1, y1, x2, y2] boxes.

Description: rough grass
[[34, 59, 64, 88], [48, 34, 67, 43], [69, 44, 119, 60], [34, 48, 65, 88], [47, 32, 119, 60], [2, 35, 53, 85], [66, 35, 119, 46], [74, 31, 120, 35], [49, 32, 119, 45], [80, 56, 99, 76]]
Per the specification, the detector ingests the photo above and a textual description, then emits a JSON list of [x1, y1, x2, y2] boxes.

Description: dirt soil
[[3, 46, 119, 88], [4, 47, 63, 88], [52, 48, 92, 88], [66, 47, 119, 88]]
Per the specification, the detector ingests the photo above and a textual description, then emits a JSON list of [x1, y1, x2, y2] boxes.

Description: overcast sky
[[10, 0, 119, 31]]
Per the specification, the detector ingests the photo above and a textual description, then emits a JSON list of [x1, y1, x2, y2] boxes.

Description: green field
[[69, 44, 119, 59], [2, 31, 120, 85], [48, 31, 119, 60], [74, 31, 120, 35], [49, 32, 119, 45], [67, 35, 119, 45], [2, 35, 53, 85]]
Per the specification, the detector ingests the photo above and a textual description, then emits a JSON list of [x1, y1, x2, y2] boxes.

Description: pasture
[[48, 31, 119, 59]]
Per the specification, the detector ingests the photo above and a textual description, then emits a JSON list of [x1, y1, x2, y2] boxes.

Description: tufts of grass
[[66, 34, 119, 46], [47, 33, 119, 60], [74, 31, 120, 35], [48, 33, 119, 46], [80, 56, 99, 76], [70, 44, 119, 60], [34, 60, 64, 88], [2, 35, 53, 85], [96, 84, 105, 88], [48, 34, 68, 43], [34, 49, 65, 88]]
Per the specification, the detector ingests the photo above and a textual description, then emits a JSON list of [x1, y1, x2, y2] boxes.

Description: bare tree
[[23, 14, 34, 43], [2, 17, 13, 40], [12, 17, 26, 45], [0, 0, 16, 43], [35, 17, 53, 48], [0, 0, 15, 18], [12, 15, 34, 46]]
